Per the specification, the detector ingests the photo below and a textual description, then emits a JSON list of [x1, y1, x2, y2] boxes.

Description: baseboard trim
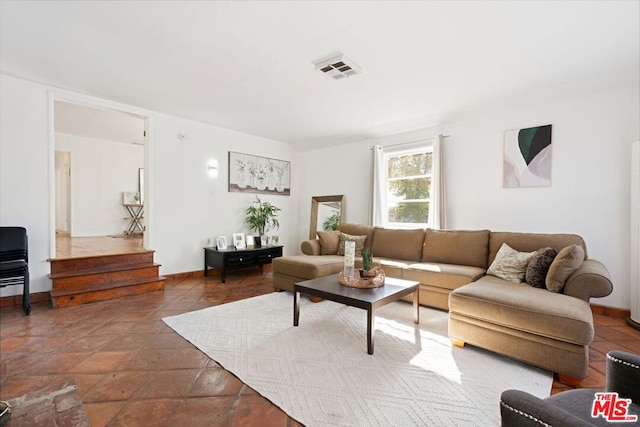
[[590, 303, 630, 319], [0, 291, 50, 308], [164, 270, 207, 281], [164, 264, 274, 281]]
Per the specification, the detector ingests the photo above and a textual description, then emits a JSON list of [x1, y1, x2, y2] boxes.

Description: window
[[383, 147, 433, 227], [372, 137, 444, 229]]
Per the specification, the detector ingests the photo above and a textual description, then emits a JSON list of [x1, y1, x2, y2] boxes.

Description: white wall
[[297, 85, 640, 310], [0, 74, 296, 297], [0, 75, 52, 297], [630, 141, 640, 324], [293, 141, 373, 242], [151, 112, 295, 275], [56, 133, 144, 236]]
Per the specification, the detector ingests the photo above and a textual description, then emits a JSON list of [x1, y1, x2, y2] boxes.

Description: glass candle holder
[[343, 241, 355, 280]]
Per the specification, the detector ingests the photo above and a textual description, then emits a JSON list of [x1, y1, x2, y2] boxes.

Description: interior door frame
[[54, 150, 71, 234], [47, 89, 155, 257]]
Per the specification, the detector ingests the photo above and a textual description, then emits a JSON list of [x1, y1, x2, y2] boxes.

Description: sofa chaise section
[[448, 231, 613, 379], [273, 223, 375, 292], [272, 255, 344, 292], [449, 275, 594, 378]]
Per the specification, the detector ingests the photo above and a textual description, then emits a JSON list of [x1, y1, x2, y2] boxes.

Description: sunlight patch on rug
[[164, 292, 552, 426]]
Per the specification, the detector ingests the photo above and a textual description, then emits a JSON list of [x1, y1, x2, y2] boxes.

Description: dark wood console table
[[204, 245, 283, 283]]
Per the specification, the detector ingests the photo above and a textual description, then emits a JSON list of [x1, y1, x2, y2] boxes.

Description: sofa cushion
[[422, 229, 490, 268], [371, 227, 425, 262], [449, 275, 594, 345], [546, 245, 585, 293], [338, 223, 374, 249], [337, 233, 367, 256], [525, 247, 558, 288], [317, 230, 340, 255], [272, 255, 344, 280], [403, 262, 486, 290], [489, 232, 587, 265], [372, 258, 411, 278], [487, 243, 535, 283]]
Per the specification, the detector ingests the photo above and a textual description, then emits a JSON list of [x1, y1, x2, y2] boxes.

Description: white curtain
[[431, 134, 447, 230], [370, 145, 385, 226]]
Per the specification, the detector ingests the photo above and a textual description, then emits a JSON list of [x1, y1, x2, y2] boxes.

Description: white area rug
[[163, 292, 552, 426]]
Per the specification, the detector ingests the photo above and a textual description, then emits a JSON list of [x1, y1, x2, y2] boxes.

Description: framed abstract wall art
[[228, 152, 290, 195], [503, 124, 552, 188]]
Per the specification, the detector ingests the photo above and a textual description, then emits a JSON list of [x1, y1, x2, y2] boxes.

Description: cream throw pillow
[[486, 243, 535, 283], [337, 232, 367, 256], [546, 244, 585, 293], [317, 230, 340, 255]]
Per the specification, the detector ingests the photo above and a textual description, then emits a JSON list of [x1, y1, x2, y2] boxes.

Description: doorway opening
[[52, 99, 149, 258]]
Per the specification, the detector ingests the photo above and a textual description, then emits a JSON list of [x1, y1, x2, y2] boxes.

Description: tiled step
[[51, 277, 166, 308]]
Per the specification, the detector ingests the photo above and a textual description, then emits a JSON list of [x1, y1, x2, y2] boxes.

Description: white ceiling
[[1, 1, 638, 150]]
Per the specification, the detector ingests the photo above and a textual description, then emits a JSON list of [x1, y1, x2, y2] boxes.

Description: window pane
[[387, 202, 430, 223], [388, 153, 432, 178], [388, 177, 431, 200]]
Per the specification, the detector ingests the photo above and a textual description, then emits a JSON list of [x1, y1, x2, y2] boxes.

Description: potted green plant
[[359, 247, 375, 277], [245, 195, 280, 247]]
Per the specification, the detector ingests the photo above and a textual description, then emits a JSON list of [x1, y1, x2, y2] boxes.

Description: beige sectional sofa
[[272, 223, 613, 380]]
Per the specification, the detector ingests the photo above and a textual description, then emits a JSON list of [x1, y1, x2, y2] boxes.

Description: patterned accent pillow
[[524, 247, 558, 288], [546, 244, 585, 293], [317, 230, 341, 255], [337, 233, 367, 257], [486, 243, 535, 283]]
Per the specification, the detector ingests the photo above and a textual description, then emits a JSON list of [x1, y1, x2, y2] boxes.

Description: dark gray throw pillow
[[524, 247, 558, 288]]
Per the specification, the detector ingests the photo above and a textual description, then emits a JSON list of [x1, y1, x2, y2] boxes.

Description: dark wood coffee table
[[293, 275, 420, 355]]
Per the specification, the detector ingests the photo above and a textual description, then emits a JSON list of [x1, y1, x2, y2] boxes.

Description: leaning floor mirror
[[310, 195, 344, 239]]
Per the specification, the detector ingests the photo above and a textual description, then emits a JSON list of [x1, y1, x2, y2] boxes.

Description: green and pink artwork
[[503, 124, 552, 188]]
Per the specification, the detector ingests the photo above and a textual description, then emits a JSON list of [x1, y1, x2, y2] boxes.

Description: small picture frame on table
[[216, 236, 228, 250], [246, 235, 255, 248], [233, 233, 246, 249], [272, 235, 279, 246]]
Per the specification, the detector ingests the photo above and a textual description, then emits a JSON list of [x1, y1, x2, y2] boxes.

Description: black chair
[[501, 350, 640, 426], [0, 227, 31, 315]]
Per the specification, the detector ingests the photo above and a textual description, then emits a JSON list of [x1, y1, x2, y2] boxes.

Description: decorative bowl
[[339, 265, 385, 288]]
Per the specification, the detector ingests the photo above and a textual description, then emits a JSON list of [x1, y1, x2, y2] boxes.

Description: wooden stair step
[[48, 250, 165, 308], [50, 265, 161, 289], [51, 276, 166, 297], [49, 263, 161, 280], [49, 250, 155, 274], [51, 276, 166, 308]]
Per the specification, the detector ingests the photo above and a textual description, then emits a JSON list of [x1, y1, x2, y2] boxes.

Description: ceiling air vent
[[313, 53, 361, 80]]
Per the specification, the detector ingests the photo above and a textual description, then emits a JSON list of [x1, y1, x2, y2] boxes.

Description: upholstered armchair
[[500, 350, 639, 426]]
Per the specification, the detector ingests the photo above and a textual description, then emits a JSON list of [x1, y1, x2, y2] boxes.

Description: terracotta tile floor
[[1, 268, 639, 426]]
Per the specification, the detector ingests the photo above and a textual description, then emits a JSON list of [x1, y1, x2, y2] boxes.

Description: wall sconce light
[[207, 159, 218, 178]]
